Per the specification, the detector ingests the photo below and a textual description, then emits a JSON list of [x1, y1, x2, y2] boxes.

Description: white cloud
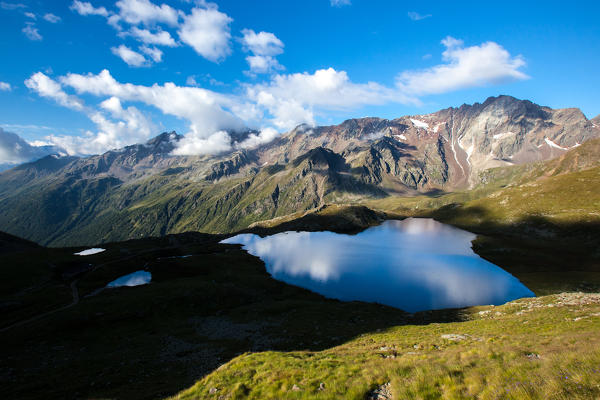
[[43, 13, 61, 23], [111, 44, 147, 67], [129, 26, 177, 46], [60, 69, 245, 137], [245, 55, 283, 75], [139, 45, 163, 62], [330, 0, 351, 6], [396, 36, 528, 95], [24, 11, 35, 19], [241, 29, 284, 74], [178, 4, 232, 62], [115, 0, 179, 26], [70, 1, 109, 17], [247, 67, 413, 129], [407, 12, 431, 21], [0, 2, 26, 10], [22, 23, 42, 40], [24, 72, 157, 155], [235, 127, 279, 150], [24, 72, 84, 110], [171, 130, 232, 155], [22, 37, 529, 156], [241, 29, 284, 56], [0, 128, 66, 168], [0, 82, 11, 91]]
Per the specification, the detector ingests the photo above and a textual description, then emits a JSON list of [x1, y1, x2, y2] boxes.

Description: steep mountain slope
[[0, 96, 597, 246], [256, 95, 598, 188]]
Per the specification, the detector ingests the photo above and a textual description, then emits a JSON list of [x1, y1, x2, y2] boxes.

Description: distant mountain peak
[[146, 131, 182, 146]]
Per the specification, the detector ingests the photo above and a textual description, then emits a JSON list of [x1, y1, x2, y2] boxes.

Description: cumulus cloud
[[70, 1, 109, 17], [241, 29, 284, 74], [22, 22, 42, 40], [0, 128, 66, 170], [235, 127, 279, 150], [245, 55, 284, 75], [330, 0, 351, 6], [0, 82, 11, 91], [408, 12, 431, 21], [24, 72, 157, 155], [111, 44, 147, 67], [178, 4, 232, 62], [43, 13, 61, 23], [60, 69, 245, 137], [247, 67, 413, 129], [115, 0, 179, 26], [139, 45, 163, 62], [171, 130, 232, 155], [129, 26, 177, 46], [22, 37, 528, 156], [69, 0, 234, 65], [241, 29, 284, 56], [24, 11, 35, 19], [25, 72, 84, 110], [46, 102, 155, 155], [396, 36, 528, 95]]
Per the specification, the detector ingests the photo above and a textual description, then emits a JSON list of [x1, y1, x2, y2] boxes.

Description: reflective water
[[222, 218, 534, 312], [106, 271, 152, 288], [74, 248, 105, 256]]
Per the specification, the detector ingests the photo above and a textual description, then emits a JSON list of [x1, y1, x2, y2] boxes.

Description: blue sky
[[0, 0, 598, 156]]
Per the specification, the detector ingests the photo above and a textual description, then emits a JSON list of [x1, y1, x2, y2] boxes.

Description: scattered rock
[[366, 382, 392, 400], [318, 382, 326, 391], [526, 353, 541, 360], [208, 387, 219, 394], [441, 334, 468, 341], [291, 384, 301, 391]]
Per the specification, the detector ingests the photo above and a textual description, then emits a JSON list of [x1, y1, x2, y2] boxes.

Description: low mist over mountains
[[1, 95, 598, 246], [0, 128, 67, 172]]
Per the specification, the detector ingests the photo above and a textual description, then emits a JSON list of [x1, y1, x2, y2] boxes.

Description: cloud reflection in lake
[[222, 218, 534, 312]]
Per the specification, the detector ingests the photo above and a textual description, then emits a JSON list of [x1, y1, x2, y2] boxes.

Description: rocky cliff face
[[0, 96, 598, 245], [254, 95, 599, 189]]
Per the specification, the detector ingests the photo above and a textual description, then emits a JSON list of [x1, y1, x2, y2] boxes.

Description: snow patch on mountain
[[410, 119, 429, 129]]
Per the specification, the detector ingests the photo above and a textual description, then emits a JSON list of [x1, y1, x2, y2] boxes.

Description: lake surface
[[74, 248, 106, 256], [222, 218, 534, 312], [106, 271, 152, 288]]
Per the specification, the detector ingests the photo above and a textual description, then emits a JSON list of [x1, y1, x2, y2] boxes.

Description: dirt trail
[[0, 280, 80, 333]]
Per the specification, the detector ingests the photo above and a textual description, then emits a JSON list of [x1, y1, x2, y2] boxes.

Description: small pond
[[74, 248, 106, 256], [222, 218, 534, 312], [106, 271, 152, 288]]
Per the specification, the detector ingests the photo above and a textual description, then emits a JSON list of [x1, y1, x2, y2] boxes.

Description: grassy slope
[[171, 293, 600, 400]]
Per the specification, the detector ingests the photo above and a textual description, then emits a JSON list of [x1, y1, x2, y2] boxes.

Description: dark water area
[[106, 270, 151, 288], [222, 218, 534, 312]]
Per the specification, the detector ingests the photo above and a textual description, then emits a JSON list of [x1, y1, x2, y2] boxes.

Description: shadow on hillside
[[424, 204, 600, 294], [0, 229, 467, 400], [1, 207, 599, 399]]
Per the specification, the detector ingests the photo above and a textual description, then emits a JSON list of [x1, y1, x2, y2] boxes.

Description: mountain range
[[0, 95, 598, 246]]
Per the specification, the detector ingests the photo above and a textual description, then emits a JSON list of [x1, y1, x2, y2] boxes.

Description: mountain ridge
[[1, 95, 598, 246]]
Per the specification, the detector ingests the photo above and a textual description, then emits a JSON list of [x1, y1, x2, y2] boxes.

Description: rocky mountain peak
[[146, 131, 182, 147]]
